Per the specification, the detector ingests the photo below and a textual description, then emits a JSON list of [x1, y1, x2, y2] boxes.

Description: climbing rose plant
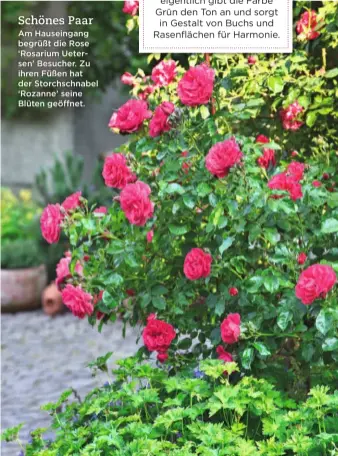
[[40, 1, 338, 394]]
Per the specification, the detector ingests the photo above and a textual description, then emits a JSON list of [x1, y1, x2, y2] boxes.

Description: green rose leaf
[[267, 76, 284, 93], [219, 237, 234, 256], [322, 338, 338, 352], [316, 309, 334, 336], [321, 218, 338, 234], [306, 111, 318, 128], [197, 183, 212, 197], [101, 293, 118, 311], [325, 68, 338, 78], [152, 296, 166, 310], [277, 311, 292, 331], [169, 224, 190, 235], [166, 183, 185, 195], [253, 342, 271, 357], [106, 273, 124, 287], [242, 347, 254, 370], [178, 338, 192, 349]]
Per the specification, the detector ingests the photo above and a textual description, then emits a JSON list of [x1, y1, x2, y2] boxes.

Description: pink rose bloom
[[55, 256, 71, 289], [296, 10, 320, 41], [102, 153, 136, 189], [183, 248, 212, 281], [229, 287, 239, 297], [257, 149, 276, 169], [177, 63, 215, 106], [149, 102, 175, 138], [109, 99, 152, 134], [75, 261, 84, 277], [298, 252, 307, 265], [40, 204, 63, 244], [312, 180, 322, 188], [295, 264, 336, 305], [256, 135, 270, 144], [205, 138, 243, 178], [216, 346, 234, 374], [268, 173, 303, 201], [138, 85, 155, 101], [280, 102, 304, 131], [146, 230, 154, 243], [247, 56, 257, 65], [182, 162, 191, 174], [157, 352, 168, 363], [286, 161, 305, 181], [56, 254, 83, 290], [62, 191, 82, 213], [123, 0, 138, 16], [143, 314, 176, 353], [120, 181, 154, 226], [121, 72, 135, 86], [152, 60, 177, 86], [94, 206, 107, 214], [221, 313, 241, 345], [61, 284, 94, 319]]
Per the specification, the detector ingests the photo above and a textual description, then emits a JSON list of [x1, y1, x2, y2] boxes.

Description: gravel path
[[1, 311, 140, 456]]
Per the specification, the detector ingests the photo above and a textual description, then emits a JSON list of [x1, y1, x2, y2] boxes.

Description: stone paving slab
[[1, 311, 140, 456]]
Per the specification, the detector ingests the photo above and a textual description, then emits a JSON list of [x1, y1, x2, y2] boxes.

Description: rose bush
[[39, 2, 338, 396]]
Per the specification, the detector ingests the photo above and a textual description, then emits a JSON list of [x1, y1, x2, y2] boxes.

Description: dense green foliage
[[3, 357, 338, 455]]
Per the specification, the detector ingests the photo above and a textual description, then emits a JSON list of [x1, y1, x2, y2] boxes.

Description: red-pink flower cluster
[[62, 192, 82, 213], [61, 284, 94, 319], [229, 287, 239, 297], [122, 0, 138, 16], [268, 173, 303, 201], [40, 204, 63, 244], [138, 85, 155, 101], [94, 206, 107, 215], [149, 102, 175, 137], [102, 153, 136, 189], [256, 135, 276, 169], [247, 56, 257, 65], [143, 314, 176, 363], [295, 264, 336, 305], [55, 253, 83, 290], [183, 248, 212, 281], [120, 181, 154, 226], [286, 161, 305, 181], [109, 99, 152, 134], [221, 314, 241, 344], [216, 346, 234, 375], [178, 64, 215, 106], [152, 60, 177, 87], [146, 229, 154, 243], [268, 161, 305, 201], [121, 72, 135, 86], [296, 10, 321, 41], [280, 102, 304, 131], [298, 252, 307, 265], [205, 138, 243, 178]]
